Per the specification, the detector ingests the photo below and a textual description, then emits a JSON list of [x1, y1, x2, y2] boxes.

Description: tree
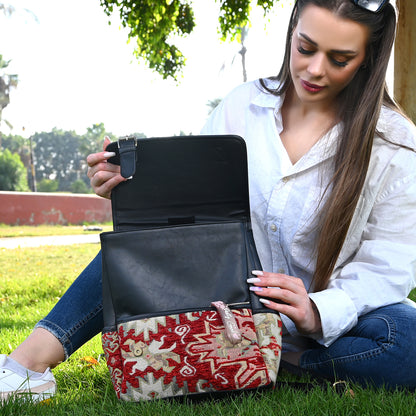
[[1, 4, 37, 135], [1, 133, 36, 190], [207, 98, 222, 115], [1, 124, 147, 193], [0, 55, 18, 132], [238, 26, 248, 82], [0, 148, 29, 191], [99, 0, 277, 81], [32, 129, 84, 192], [37, 178, 59, 192], [79, 122, 115, 157], [70, 179, 90, 194], [0, 3, 15, 17], [0, 133, 30, 167], [394, 0, 416, 122]]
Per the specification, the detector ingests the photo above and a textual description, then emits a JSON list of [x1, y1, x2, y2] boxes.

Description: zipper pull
[[211, 301, 242, 345]]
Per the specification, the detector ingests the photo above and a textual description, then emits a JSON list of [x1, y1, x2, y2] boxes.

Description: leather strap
[[118, 137, 137, 178]]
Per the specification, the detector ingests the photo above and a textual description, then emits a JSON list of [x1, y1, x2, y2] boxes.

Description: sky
[[1, 0, 294, 139]]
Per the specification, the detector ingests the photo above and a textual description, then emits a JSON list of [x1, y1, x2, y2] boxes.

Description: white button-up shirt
[[201, 80, 416, 348]]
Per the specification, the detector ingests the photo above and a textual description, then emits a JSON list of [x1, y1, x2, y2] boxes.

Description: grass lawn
[[0, 224, 112, 238], [0, 240, 415, 415]]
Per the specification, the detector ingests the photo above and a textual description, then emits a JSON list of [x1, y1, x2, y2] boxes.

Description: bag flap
[[105, 135, 249, 231], [101, 221, 268, 330]]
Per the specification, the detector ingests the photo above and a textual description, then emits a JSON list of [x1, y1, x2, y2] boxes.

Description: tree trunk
[[394, 0, 416, 123]]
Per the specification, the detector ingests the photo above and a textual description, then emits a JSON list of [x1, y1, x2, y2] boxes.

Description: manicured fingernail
[[103, 152, 116, 158], [252, 270, 264, 276], [249, 286, 263, 292], [259, 298, 270, 305], [247, 278, 261, 284]]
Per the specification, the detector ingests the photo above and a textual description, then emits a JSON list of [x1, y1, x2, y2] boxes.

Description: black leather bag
[[100, 135, 282, 401]]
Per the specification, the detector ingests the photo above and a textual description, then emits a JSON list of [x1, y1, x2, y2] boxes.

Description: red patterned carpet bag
[[100, 135, 282, 401]]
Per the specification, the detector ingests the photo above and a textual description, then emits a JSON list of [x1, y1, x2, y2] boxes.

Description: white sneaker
[[0, 354, 56, 403]]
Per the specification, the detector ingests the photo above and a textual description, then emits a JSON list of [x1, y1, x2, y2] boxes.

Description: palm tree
[[238, 26, 248, 83], [206, 98, 222, 115], [0, 3, 14, 17], [0, 55, 18, 132]]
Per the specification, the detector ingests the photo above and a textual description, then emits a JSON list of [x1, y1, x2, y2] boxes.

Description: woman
[[1, 0, 415, 401]]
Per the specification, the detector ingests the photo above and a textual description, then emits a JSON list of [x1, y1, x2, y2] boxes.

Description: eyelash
[[297, 46, 348, 68]]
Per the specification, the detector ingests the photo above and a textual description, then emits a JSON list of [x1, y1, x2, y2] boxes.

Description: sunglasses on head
[[351, 0, 389, 12]]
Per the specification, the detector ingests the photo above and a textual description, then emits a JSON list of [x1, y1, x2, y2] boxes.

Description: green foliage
[[78, 122, 116, 157], [218, 0, 252, 42], [1, 133, 28, 154], [70, 179, 91, 194], [99, 0, 280, 80], [32, 128, 85, 192], [0, 148, 29, 191], [100, 0, 195, 80], [0, 125, 146, 194], [37, 178, 59, 192]]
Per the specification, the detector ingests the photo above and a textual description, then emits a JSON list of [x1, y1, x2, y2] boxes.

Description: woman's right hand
[[87, 136, 126, 199]]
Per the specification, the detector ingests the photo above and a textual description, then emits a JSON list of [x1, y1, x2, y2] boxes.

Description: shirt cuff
[[308, 288, 358, 347]]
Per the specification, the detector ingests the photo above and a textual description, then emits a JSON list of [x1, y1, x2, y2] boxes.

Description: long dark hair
[[261, 0, 405, 292]]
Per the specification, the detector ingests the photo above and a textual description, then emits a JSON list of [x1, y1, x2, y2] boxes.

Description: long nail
[[103, 152, 116, 158], [259, 298, 271, 305], [247, 278, 261, 284], [249, 286, 263, 292], [252, 270, 264, 276]]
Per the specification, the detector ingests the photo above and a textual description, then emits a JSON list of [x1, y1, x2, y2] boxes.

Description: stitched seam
[[35, 304, 103, 359], [64, 304, 103, 338]]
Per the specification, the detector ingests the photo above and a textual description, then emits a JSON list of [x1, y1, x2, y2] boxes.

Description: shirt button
[[270, 224, 277, 232], [282, 177, 290, 183], [278, 268, 285, 274]]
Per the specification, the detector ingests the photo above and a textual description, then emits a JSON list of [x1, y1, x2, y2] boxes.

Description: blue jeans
[[36, 251, 416, 390], [300, 302, 416, 390], [35, 252, 104, 360]]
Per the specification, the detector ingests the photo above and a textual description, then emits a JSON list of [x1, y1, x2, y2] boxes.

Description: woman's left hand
[[248, 271, 322, 335]]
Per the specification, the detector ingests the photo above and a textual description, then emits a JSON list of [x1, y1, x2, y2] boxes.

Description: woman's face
[[290, 5, 369, 108]]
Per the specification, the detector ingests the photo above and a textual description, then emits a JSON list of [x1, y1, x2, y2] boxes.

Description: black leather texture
[[101, 135, 271, 333], [101, 221, 267, 331], [117, 137, 137, 178], [106, 135, 249, 231]]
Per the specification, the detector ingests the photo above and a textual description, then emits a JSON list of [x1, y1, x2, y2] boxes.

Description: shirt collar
[[251, 80, 284, 111], [251, 80, 340, 174], [251, 81, 286, 134]]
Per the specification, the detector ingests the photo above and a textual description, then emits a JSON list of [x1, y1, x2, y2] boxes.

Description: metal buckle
[[117, 135, 138, 148]]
